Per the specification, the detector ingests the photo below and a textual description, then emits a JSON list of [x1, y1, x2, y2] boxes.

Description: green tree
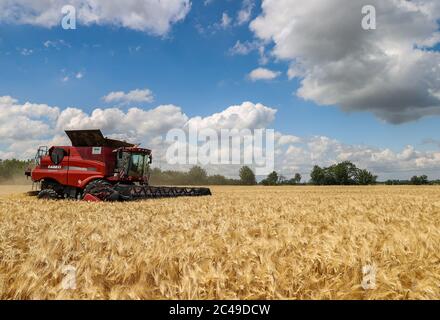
[[356, 169, 377, 185], [410, 176, 420, 185], [278, 174, 287, 184], [294, 173, 302, 184], [310, 165, 326, 185], [410, 175, 429, 185], [188, 166, 208, 184], [262, 171, 279, 186], [310, 162, 377, 186], [331, 161, 358, 185], [239, 166, 257, 185]]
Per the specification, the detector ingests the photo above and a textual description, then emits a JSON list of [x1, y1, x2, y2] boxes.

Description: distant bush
[[410, 175, 429, 185], [385, 175, 433, 185]]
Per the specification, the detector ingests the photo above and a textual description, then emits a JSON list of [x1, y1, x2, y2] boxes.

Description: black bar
[[0, 300, 434, 318]]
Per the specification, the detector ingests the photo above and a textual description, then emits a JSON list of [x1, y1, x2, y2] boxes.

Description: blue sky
[[1, 0, 440, 178]]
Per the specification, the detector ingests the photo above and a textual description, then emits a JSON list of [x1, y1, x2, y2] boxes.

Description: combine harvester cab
[[26, 130, 211, 201]]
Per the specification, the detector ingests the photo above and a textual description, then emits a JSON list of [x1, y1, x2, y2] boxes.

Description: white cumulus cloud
[[248, 68, 281, 81], [102, 88, 154, 104], [0, 0, 191, 35], [251, 0, 440, 123], [186, 101, 277, 131]]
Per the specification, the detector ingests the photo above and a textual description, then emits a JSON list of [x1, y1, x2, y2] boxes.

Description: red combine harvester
[[25, 130, 211, 201]]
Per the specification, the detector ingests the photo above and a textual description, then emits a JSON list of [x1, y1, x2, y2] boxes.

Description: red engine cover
[[31, 146, 115, 189]]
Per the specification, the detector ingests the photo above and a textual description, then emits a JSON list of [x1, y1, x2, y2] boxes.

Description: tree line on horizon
[[1, 158, 439, 186]]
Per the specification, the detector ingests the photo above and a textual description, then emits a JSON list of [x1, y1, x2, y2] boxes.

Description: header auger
[[25, 130, 211, 201]]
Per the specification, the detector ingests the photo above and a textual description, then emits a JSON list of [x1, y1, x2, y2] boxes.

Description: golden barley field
[[0, 185, 439, 300]]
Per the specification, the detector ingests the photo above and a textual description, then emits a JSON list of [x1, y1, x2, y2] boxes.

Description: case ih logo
[[48, 165, 62, 170]]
